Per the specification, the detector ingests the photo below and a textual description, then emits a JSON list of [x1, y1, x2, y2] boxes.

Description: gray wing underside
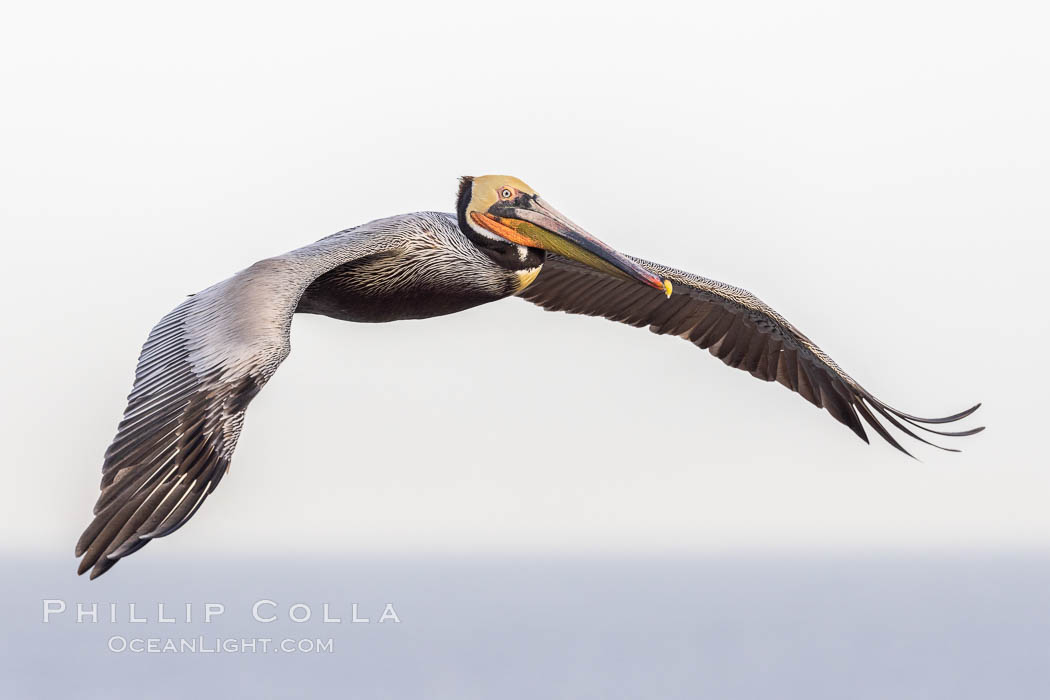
[[75, 218, 421, 579], [520, 254, 982, 454]]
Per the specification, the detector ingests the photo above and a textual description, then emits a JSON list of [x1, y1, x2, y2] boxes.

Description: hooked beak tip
[[636, 272, 673, 297]]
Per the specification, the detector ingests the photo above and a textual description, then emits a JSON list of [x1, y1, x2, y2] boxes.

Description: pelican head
[[457, 175, 672, 296]]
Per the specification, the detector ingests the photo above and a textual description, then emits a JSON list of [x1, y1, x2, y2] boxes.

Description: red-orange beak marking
[[470, 212, 542, 248]]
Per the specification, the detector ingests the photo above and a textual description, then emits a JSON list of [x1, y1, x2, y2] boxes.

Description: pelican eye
[[499, 187, 514, 200]]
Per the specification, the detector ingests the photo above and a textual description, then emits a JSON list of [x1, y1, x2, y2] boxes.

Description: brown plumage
[[520, 254, 982, 455]]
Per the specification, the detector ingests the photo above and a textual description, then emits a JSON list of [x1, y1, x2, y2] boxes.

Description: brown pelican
[[76, 175, 982, 578]]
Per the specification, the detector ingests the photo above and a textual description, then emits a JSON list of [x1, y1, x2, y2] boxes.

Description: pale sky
[[1, 0, 1047, 561]]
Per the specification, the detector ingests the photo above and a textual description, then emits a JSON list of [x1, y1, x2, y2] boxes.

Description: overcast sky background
[[1, 0, 1047, 566]]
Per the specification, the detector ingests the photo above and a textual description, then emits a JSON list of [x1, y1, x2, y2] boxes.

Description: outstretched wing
[[520, 254, 982, 454], [76, 223, 400, 578]]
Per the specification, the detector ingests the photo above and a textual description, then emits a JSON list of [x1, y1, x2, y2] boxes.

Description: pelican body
[[297, 177, 667, 323], [76, 175, 981, 578]]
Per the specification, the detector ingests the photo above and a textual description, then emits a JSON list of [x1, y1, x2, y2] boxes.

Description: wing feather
[[75, 219, 406, 578], [520, 254, 982, 454]]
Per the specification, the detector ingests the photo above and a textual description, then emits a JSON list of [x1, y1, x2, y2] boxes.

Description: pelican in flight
[[76, 175, 982, 578]]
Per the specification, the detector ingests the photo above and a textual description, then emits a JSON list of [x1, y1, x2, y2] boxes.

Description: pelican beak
[[473, 196, 672, 297]]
